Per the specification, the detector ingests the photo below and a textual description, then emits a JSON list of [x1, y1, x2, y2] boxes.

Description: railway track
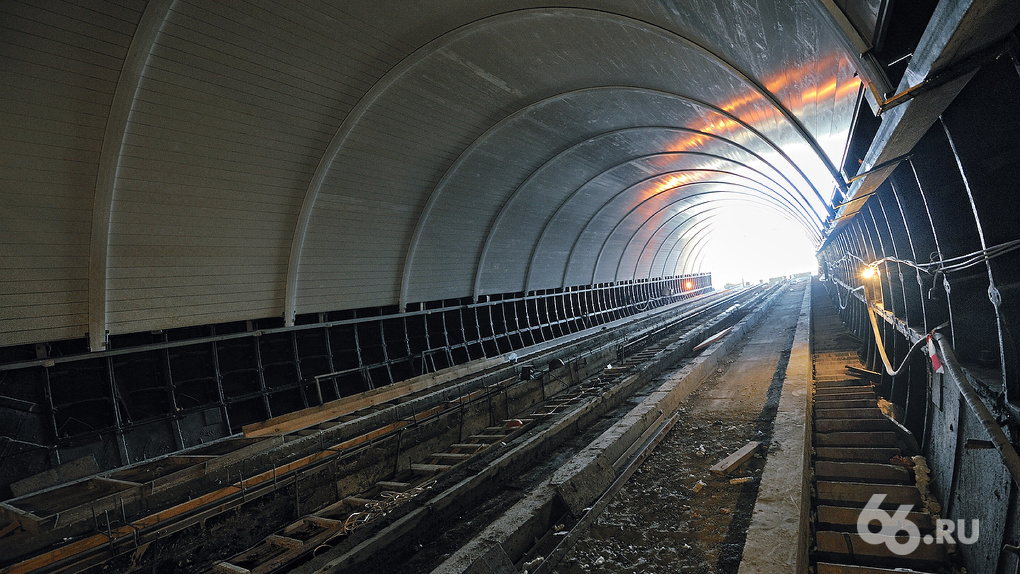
[[0, 285, 776, 574], [297, 284, 787, 574]]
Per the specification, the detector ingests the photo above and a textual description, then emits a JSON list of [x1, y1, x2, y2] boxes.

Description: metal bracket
[[870, 38, 1012, 116]]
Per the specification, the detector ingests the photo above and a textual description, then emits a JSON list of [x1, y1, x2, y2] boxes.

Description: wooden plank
[[814, 481, 921, 506], [709, 441, 760, 476], [816, 505, 933, 530], [410, 464, 452, 473], [814, 407, 884, 419], [242, 356, 503, 437], [814, 432, 898, 447], [212, 562, 251, 574], [817, 563, 932, 574], [692, 326, 733, 352], [815, 388, 874, 399], [0, 503, 46, 534], [815, 379, 870, 388], [815, 399, 880, 409], [9, 456, 98, 497], [814, 418, 891, 433], [815, 387, 875, 396], [265, 534, 303, 550], [814, 461, 912, 484], [304, 515, 343, 529], [0, 521, 19, 538], [814, 447, 901, 462], [815, 530, 946, 563]]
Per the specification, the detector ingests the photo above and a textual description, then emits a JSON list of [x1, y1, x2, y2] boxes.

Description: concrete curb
[[737, 281, 812, 574]]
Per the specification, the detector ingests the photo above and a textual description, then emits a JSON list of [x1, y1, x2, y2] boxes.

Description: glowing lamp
[[861, 265, 884, 307], [684, 280, 694, 290]]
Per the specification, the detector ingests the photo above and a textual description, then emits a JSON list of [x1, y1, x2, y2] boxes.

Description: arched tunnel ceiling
[[0, 0, 868, 348]]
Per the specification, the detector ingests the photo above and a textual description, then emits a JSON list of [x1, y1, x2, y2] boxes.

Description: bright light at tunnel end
[[697, 205, 818, 289]]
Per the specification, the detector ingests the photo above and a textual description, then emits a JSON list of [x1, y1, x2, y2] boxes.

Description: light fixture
[[861, 265, 884, 307]]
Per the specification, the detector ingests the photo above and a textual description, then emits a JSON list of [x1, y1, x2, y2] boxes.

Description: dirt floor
[[554, 281, 806, 574]]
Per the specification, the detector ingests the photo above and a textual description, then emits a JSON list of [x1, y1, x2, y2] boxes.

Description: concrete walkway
[[557, 280, 810, 574]]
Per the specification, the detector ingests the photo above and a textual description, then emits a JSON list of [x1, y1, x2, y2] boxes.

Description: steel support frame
[[1, 274, 712, 483]]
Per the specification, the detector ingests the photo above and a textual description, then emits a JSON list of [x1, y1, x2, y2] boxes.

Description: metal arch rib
[[596, 175, 810, 283], [658, 192, 822, 278], [88, 0, 176, 351], [573, 6, 848, 202], [580, 167, 806, 285], [617, 8, 851, 202], [288, 7, 844, 320], [659, 215, 723, 277], [285, 8, 548, 322], [521, 91, 829, 293], [674, 220, 720, 276], [691, 231, 715, 274], [637, 202, 749, 279], [396, 90, 687, 308], [467, 122, 779, 298], [656, 206, 742, 278], [629, 191, 821, 282], [411, 83, 816, 305], [475, 109, 816, 297], [604, 179, 816, 283], [601, 161, 823, 283]]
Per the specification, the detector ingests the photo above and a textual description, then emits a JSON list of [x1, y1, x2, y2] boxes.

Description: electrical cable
[[866, 303, 948, 376], [828, 274, 947, 376], [863, 238, 1020, 276], [834, 283, 864, 310]]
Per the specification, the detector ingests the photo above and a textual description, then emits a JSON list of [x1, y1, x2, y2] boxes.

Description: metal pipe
[[933, 332, 1020, 487]]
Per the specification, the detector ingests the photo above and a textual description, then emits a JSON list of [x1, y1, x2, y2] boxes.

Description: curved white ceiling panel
[[0, 0, 865, 347], [105, 0, 413, 334], [295, 8, 800, 312]]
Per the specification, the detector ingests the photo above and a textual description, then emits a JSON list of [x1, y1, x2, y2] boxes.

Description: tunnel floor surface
[[553, 281, 806, 574]]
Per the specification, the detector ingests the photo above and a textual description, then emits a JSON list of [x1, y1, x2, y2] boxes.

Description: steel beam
[[822, 0, 1020, 246]]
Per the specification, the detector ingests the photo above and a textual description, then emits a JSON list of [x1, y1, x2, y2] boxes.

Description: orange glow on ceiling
[[637, 52, 862, 207], [643, 171, 710, 199], [658, 52, 856, 155]]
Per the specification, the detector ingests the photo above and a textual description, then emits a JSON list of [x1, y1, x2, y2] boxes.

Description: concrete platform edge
[[737, 281, 812, 574]]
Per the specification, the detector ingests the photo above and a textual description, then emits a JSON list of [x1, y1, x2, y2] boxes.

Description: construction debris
[[709, 441, 761, 475]]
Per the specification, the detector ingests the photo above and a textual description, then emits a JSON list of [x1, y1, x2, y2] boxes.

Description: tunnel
[[1, 1, 1020, 572]]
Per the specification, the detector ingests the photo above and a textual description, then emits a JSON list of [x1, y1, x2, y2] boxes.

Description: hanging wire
[[863, 238, 1020, 275], [834, 283, 864, 310], [828, 274, 947, 376], [824, 237, 1019, 375], [866, 307, 949, 377]]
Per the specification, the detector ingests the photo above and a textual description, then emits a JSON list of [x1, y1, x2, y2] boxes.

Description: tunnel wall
[[0, 273, 710, 496], [819, 53, 1020, 572]]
